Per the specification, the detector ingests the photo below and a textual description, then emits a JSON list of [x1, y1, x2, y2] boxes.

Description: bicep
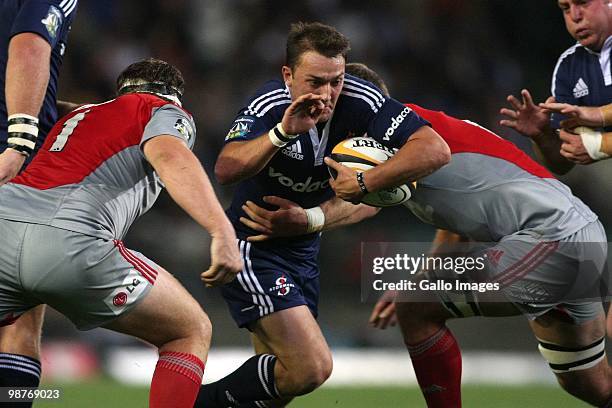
[[143, 135, 191, 171]]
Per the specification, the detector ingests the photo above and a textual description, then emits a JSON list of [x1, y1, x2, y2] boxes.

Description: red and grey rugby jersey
[[0, 93, 196, 240], [398, 104, 596, 242]]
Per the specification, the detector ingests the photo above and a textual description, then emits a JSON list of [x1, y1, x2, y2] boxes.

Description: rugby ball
[[329, 136, 414, 207]]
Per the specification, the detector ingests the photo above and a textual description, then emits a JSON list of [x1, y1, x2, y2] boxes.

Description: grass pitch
[[33, 380, 589, 407]]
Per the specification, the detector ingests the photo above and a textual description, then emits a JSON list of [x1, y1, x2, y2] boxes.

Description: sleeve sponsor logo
[[41, 6, 63, 39], [384, 107, 411, 141], [225, 116, 254, 141], [174, 118, 194, 141]]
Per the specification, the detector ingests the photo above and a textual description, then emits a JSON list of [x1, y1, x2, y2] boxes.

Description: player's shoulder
[[339, 73, 387, 112], [26, 0, 78, 20], [554, 43, 587, 69], [240, 79, 291, 118]]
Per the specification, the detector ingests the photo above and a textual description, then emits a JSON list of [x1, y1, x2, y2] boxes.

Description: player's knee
[[199, 314, 212, 342], [295, 354, 333, 394], [282, 350, 332, 395], [169, 300, 212, 351], [190, 309, 212, 346]]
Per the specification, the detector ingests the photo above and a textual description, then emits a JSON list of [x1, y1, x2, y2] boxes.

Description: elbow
[[9, 33, 50, 61], [434, 138, 452, 168]]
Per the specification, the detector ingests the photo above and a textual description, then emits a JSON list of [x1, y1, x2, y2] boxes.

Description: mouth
[[575, 28, 590, 39]]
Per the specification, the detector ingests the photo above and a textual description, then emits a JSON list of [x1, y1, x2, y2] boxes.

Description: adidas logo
[[281, 140, 304, 160], [573, 78, 589, 98]]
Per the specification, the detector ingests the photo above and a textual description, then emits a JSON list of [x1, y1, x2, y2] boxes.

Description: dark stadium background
[[40, 0, 610, 386]]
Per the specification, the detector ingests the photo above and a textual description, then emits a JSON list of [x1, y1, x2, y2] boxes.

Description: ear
[[281, 66, 292, 87]]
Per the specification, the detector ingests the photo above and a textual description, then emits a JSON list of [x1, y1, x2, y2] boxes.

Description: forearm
[[365, 127, 451, 192], [319, 197, 380, 231], [153, 144, 235, 237], [601, 132, 612, 156], [215, 133, 280, 184], [600, 104, 612, 127], [531, 126, 574, 174], [5, 33, 51, 117]]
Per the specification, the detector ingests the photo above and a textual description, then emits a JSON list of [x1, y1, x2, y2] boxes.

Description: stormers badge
[[41, 6, 63, 39]]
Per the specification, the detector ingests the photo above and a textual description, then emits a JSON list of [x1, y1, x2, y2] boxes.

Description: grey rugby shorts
[[434, 220, 608, 323], [0, 219, 156, 330]]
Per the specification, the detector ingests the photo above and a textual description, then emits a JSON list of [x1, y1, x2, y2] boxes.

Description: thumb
[[545, 96, 556, 104]]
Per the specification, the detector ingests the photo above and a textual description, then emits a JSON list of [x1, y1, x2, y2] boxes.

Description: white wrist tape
[[268, 123, 298, 148], [7, 113, 39, 156], [575, 126, 610, 160], [305, 206, 325, 233]]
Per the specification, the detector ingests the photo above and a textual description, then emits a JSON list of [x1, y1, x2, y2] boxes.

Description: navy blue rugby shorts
[[221, 239, 320, 328]]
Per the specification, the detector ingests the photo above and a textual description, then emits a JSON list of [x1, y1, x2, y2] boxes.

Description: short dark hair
[[116, 58, 185, 99], [345, 63, 389, 97], [286, 22, 350, 70]]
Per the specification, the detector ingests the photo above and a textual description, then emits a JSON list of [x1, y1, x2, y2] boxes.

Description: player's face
[[283, 51, 345, 122], [559, 0, 612, 50]]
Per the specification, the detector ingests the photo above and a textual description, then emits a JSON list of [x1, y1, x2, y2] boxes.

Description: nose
[[319, 83, 332, 102], [569, 5, 582, 22]]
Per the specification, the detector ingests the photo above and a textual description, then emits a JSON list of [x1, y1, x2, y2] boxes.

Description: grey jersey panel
[[404, 153, 596, 242], [0, 100, 195, 240], [142, 104, 196, 149], [0, 147, 163, 240]]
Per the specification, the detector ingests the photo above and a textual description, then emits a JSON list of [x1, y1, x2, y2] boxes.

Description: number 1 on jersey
[[50, 109, 90, 151]]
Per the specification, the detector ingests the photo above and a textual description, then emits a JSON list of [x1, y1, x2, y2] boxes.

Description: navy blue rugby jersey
[[224, 73, 429, 244], [0, 0, 78, 153], [551, 36, 612, 130]]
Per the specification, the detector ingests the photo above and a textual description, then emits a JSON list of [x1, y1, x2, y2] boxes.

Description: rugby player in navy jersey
[[194, 22, 449, 408], [244, 62, 611, 407], [0, 0, 79, 400], [500, 0, 612, 341], [500, 0, 612, 173]]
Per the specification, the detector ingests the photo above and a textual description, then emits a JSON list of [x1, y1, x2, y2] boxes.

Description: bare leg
[[104, 268, 211, 408], [0, 305, 45, 359], [529, 310, 611, 406]]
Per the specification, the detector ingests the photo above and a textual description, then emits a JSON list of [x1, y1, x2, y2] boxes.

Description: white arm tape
[[6, 136, 36, 149], [575, 126, 611, 160], [305, 206, 325, 233], [268, 123, 298, 148], [268, 128, 288, 147]]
